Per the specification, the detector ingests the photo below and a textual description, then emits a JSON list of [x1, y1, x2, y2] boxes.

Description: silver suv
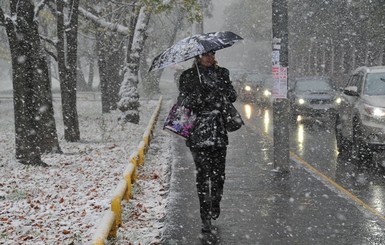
[[288, 76, 338, 122], [335, 66, 385, 161]]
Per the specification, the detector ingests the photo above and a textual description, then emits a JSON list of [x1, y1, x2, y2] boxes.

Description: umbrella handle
[[195, 61, 203, 84]]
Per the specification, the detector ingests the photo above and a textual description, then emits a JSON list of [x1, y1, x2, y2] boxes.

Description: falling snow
[[0, 98, 170, 244]]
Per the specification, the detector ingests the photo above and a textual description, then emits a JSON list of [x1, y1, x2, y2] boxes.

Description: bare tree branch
[[40, 35, 58, 48], [44, 47, 57, 62]]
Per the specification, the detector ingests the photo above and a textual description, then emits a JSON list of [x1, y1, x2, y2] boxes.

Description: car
[[288, 76, 339, 123], [335, 66, 385, 161], [236, 73, 272, 107]]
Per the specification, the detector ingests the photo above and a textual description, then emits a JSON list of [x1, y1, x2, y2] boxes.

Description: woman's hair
[[193, 56, 218, 68]]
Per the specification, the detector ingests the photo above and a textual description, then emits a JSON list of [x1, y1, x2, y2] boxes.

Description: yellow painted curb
[[91, 96, 163, 244]]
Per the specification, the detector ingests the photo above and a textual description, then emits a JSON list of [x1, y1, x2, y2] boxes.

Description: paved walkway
[[161, 108, 385, 245]]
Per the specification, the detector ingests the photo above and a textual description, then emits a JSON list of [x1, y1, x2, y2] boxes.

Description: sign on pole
[[272, 66, 288, 99]]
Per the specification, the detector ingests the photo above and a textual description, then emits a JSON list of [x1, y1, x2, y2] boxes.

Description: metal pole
[[272, 0, 290, 173]]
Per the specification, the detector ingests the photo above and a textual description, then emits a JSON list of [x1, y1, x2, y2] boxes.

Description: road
[[158, 73, 385, 226], [240, 102, 385, 222], [162, 100, 385, 244]]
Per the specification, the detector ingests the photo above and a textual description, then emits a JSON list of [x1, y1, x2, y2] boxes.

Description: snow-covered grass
[[0, 96, 171, 244]]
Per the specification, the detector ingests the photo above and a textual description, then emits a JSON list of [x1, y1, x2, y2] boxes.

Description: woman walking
[[177, 51, 237, 233]]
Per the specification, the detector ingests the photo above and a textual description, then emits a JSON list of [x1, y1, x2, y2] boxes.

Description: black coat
[[178, 64, 237, 148]]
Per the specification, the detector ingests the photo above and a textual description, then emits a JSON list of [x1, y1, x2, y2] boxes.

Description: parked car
[[288, 76, 339, 122], [237, 73, 272, 107], [335, 66, 385, 161]]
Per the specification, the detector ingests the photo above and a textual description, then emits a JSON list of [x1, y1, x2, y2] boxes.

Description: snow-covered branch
[[78, 7, 130, 35], [40, 35, 58, 61], [0, 8, 14, 27], [40, 35, 58, 48]]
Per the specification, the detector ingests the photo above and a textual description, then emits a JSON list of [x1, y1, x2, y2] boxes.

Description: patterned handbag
[[163, 100, 197, 140]]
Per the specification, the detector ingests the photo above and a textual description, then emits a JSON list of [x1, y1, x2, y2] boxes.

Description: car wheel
[[352, 117, 373, 162], [335, 115, 351, 154]]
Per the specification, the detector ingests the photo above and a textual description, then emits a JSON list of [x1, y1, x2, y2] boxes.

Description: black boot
[[211, 201, 220, 220], [201, 218, 212, 233]]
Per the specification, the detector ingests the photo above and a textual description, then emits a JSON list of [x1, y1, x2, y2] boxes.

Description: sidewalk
[[161, 116, 385, 244]]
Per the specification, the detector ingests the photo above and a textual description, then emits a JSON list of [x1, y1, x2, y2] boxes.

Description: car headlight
[[335, 97, 342, 104], [298, 98, 305, 105], [263, 89, 271, 97], [363, 104, 385, 117], [244, 85, 251, 91]]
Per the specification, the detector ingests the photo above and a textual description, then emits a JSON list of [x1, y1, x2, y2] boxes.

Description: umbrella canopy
[[149, 31, 243, 71]]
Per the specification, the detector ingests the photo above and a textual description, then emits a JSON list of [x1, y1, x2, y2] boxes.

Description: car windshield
[[364, 73, 385, 95], [295, 79, 332, 92], [245, 74, 264, 84]]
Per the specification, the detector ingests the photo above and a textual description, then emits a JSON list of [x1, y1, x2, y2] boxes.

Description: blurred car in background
[[335, 66, 385, 162], [231, 71, 272, 107], [288, 76, 339, 123]]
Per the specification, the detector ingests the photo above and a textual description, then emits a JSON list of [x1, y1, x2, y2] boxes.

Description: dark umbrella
[[149, 31, 243, 71]]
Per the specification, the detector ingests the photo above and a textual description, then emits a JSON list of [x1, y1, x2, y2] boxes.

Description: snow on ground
[[0, 96, 173, 244]]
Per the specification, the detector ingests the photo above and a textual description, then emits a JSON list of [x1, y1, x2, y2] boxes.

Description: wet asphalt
[[160, 102, 385, 245]]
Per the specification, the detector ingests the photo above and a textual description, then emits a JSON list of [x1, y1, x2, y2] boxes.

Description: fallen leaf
[[84, 156, 93, 161], [21, 235, 33, 241]]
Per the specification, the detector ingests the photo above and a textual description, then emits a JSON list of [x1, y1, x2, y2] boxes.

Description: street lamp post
[[272, 0, 290, 173]]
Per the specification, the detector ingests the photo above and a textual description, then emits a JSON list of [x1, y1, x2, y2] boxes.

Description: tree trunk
[[315, 44, 323, 75], [57, 0, 80, 142], [118, 6, 153, 124], [34, 46, 61, 154], [87, 42, 96, 89], [330, 45, 335, 76], [109, 43, 124, 110], [343, 41, 354, 75], [77, 57, 90, 91], [324, 43, 333, 76], [96, 33, 110, 113], [2, 1, 59, 166], [96, 31, 125, 113]]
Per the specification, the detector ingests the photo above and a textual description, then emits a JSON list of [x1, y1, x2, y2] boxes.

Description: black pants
[[190, 146, 227, 220]]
